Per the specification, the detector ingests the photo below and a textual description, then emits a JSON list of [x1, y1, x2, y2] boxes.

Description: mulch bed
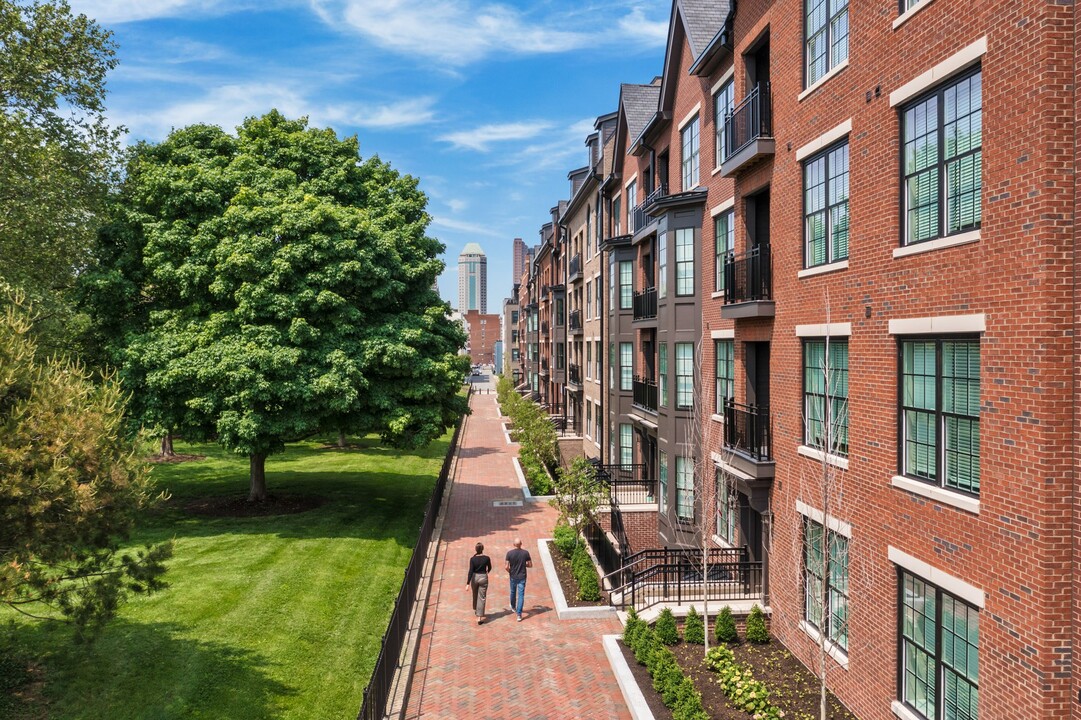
[[617, 634, 858, 720], [548, 544, 607, 607], [179, 493, 326, 518], [147, 453, 206, 464]]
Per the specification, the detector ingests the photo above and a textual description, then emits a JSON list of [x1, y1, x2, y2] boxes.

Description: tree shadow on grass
[[3, 620, 295, 720]]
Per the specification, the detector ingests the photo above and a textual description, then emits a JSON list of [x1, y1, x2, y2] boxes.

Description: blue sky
[[69, 0, 670, 309]]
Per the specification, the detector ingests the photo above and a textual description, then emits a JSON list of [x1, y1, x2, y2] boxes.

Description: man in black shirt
[[504, 537, 532, 622]]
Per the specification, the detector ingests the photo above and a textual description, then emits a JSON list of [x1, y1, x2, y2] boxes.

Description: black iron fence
[[723, 399, 772, 461], [632, 286, 657, 320], [596, 463, 655, 505], [632, 376, 658, 413], [723, 243, 772, 304], [358, 387, 471, 720], [724, 82, 772, 158], [568, 363, 582, 385], [602, 546, 763, 611], [569, 309, 582, 332], [632, 183, 668, 233], [568, 253, 582, 281]]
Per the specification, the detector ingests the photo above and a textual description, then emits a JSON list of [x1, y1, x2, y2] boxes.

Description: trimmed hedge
[[622, 612, 709, 720], [552, 522, 577, 559], [571, 543, 600, 601], [683, 606, 704, 645], [714, 605, 738, 643], [746, 604, 769, 644], [655, 608, 680, 645], [705, 645, 783, 720]]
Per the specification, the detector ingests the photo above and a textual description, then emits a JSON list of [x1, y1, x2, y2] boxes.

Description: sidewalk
[[404, 387, 630, 720]]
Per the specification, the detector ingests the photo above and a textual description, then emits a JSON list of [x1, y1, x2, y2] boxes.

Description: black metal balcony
[[632, 287, 657, 320], [541, 321, 549, 335], [632, 183, 668, 233], [595, 463, 656, 505], [569, 309, 583, 333], [632, 375, 658, 413], [541, 357, 549, 373], [568, 253, 582, 282], [720, 83, 774, 176], [568, 364, 582, 386], [723, 399, 772, 462], [602, 546, 764, 611], [722, 244, 774, 318]]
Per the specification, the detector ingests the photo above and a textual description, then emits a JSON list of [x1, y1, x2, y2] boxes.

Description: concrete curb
[[538, 539, 618, 621], [602, 634, 656, 720], [513, 456, 555, 504]]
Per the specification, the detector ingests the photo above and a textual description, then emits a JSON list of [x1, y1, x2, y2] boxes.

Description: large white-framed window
[[609, 254, 615, 308], [609, 341, 614, 387], [804, 141, 850, 267], [675, 228, 695, 296], [659, 342, 668, 408], [613, 195, 622, 236], [675, 342, 694, 410], [681, 114, 700, 189], [619, 423, 633, 465], [902, 69, 982, 246], [585, 280, 592, 318], [803, 517, 849, 652], [715, 339, 734, 414], [675, 456, 694, 522], [714, 210, 734, 292], [620, 342, 633, 391], [659, 451, 668, 514], [626, 179, 637, 230], [595, 340, 601, 378], [585, 341, 592, 380], [899, 338, 980, 495], [898, 571, 979, 720], [715, 469, 736, 543], [803, 339, 849, 455], [658, 231, 668, 299], [805, 0, 849, 87], [619, 261, 633, 309], [714, 80, 734, 166]]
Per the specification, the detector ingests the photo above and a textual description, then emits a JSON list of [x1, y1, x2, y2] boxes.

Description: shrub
[[705, 645, 782, 719], [622, 616, 709, 720], [571, 543, 601, 601], [655, 608, 680, 645], [715, 605, 738, 643], [520, 454, 552, 495], [683, 606, 704, 645], [746, 604, 769, 644], [552, 522, 577, 558], [623, 608, 647, 648], [633, 626, 659, 666], [671, 676, 709, 720]]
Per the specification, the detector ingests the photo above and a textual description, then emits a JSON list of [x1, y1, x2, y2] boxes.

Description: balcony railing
[[569, 309, 583, 332], [603, 546, 764, 611], [723, 244, 772, 304], [541, 321, 549, 335], [595, 463, 656, 506], [632, 376, 658, 413], [568, 364, 582, 385], [568, 253, 582, 281], [632, 287, 657, 320], [725, 83, 772, 158], [723, 399, 772, 462], [541, 357, 549, 373], [632, 183, 668, 233]]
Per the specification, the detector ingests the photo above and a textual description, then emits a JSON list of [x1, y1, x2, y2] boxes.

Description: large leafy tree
[[0, 297, 171, 639], [0, 1, 121, 353], [95, 111, 468, 500]]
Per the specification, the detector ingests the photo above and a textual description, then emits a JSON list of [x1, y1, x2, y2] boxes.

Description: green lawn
[[1, 433, 450, 720]]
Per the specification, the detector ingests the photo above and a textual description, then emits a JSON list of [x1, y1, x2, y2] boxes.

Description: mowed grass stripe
[[1, 433, 448, 720]]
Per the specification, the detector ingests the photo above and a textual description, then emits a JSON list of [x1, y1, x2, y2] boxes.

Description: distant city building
[[457, 242, 487, 313], [461, 310, 500, 365], [512, 237, 527, 284]]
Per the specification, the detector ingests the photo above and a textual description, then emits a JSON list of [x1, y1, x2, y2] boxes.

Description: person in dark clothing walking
[[504, 537, 532, 622], [466, 542, 492, 624]]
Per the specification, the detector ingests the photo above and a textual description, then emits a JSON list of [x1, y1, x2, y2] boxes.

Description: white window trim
[[795, 322, 851, 337], [795, 499, 852, 538], [798, 621, 850, 669], [624, 173, 638, 191], [798, 259, 849, 279], [711, 67, 735, 96], [710, 328, 736, 339], [891, 475, 980, 515], [710, 197, 736, 217], [888, 546, 985, 608], [678, 103, 702, 132], [798, 58, 850, 102], [798, 444, 850, 471], [888, 313, 985, 335], [889, 36, 988, 107], [892, 228, 980, 258], [893, 0, 936, 30], [795, 119, 853, 161], [711, 413, 726, 425], [710, 290, 725, 299], [892, 700, 924, 720], [712, 533, 736, 549]]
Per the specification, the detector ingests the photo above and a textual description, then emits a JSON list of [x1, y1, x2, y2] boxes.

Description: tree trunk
[[337, 429, 347, 449], [160, 431, 175, 457], [248, 453, 267, 502]]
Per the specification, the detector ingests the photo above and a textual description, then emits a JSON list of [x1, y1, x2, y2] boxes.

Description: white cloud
[[69, 0, 283, 23], [312, 0, 589, 65], [439, 121, 551, 152], [430, 216, 505, 238], [329, 97, 437, 129], [446, 198, 468, 213], [616, 6, 669, 47]]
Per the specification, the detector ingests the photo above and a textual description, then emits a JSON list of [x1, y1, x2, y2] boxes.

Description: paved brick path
[[404, 387, 630, 720]]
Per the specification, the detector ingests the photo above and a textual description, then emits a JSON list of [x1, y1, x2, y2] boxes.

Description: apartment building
[[502, 287, 521, 383], [508, 0, 1077, 715]]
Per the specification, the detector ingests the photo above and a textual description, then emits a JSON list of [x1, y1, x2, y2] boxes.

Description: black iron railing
[[632, 183, 668, 232], [568, 364, 582, 385], [358, 389, 470, 720], [632, 286, 657, 320], [596, 463, 655, 506], [541, 321, 549, 335], [723, 399, 772, 462], [541, 357, 549, 372], [725, 83, 772, 158], [568, 254, 582, 281], [569, 309, 582, 332], [723, 244, 772, 304], [607, 551, 764, 611], [632, 376, 658, 413], [583, 518, 623, 578]]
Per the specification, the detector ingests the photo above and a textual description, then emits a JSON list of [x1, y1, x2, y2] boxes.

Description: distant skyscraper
[[458, 242, 487, 313], [512, 237, 527, 282]]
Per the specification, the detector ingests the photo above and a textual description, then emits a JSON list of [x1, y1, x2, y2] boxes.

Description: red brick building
[[462, 310, 501, 366]]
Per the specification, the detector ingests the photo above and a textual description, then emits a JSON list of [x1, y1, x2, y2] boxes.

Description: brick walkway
[[404, 387, 630, 720]]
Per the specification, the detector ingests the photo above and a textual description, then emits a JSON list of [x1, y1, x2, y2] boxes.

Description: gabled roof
[[658, 0, 733, 116], [622, 83, 662, 143]]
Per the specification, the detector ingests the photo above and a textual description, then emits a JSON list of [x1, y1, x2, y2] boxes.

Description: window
[[620, 423, 633, 465], [900, 338, 980, 494], [511, 310, 519, 324], [595, 403, 602, 443], [585, 343, 592, 379], [511, 348, 520, 361], [804, 142, 849, 267], [903, 70, 982, 245], [899, 571, 979, 720], [715, 340, 734, 414], [675, 228, 695, 296], [675, 456, 694, 522], [586, 207, 592, 257], [901, 0, 925, 11], [715, 470, 736, 543], [626, 180, 637, 230], [609, 255, 616, 308], [715, 81, 734, 166], [658, 232, 667, 299], [659, 342, 668, 408], [512, 330, 519, 343], [586, 281, 592, 317], [555, 298, 565, 325], [803, 340, 849, 455], [595, 340, 602, 378], [658, 451, 668, 514], [586, 402, 592, 438], [681, 115, 700, 189], [804, 518, 849, 651], [805, 0, 849, 87], [675, 342, 694, 410], [715, 210, 734, 292], [620, 342, 633, 391], [556, 342, 565, 370], [619, 261, 633, 309], [613, 196, 622, 236], [609, 341, 614, 386], [595, 279, 602, 318]]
